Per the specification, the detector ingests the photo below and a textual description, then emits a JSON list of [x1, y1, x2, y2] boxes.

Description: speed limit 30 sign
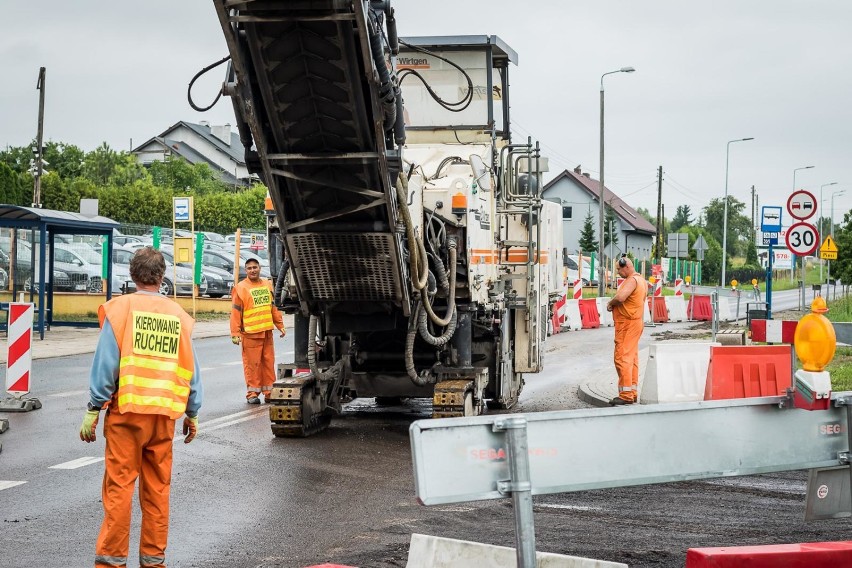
[[785, 222, 819, 256]]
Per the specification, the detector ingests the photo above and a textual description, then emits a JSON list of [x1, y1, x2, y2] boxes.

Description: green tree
[[745, 240, 759, 267], [670, 204, 694, 232], [702, 196, 750, 258], [0, 144, 33, 174], [82, 143, 121, 185], [43, 141, 85, 179], [603, 207, 619, 248], [636, 206, 655, 226], [578, 211, 598, 253], [0, 163, 30, 205], [833, 213, 852, 283]]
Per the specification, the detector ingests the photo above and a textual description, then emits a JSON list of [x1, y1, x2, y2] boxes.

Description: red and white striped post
[[1, 303, 41, 412], [674, 278, 683, 296], [654, 279, 663, 297], [573, 279, 582, 300]]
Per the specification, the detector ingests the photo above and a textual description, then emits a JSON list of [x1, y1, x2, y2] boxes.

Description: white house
[[132, 121, 256, 187], [542, 166, 656, 264]]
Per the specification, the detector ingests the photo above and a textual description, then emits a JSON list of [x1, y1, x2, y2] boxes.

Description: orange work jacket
[[230, 278, 283, 335], [100, 293, 195, 419], [614, 273, 647, 321]]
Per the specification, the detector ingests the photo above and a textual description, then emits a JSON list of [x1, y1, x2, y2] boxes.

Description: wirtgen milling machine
[[211, 1, 563, 436]]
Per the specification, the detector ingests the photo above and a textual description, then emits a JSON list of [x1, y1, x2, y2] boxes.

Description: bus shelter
[[0, 205, 118, 339]]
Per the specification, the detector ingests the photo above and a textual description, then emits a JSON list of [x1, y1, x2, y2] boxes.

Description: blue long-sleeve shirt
[[88, 315, 203, 418]]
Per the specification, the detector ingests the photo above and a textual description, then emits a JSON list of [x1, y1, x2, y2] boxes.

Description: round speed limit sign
[[785, 221, 819, 256]]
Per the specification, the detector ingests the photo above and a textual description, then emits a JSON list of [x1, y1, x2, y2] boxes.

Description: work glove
[[79, 410, 100, 443], [279, 329, 286, 338], [231, 335, 241, 345], [183, 415, 198, 444]]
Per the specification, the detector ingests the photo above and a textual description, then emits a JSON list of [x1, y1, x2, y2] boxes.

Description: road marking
[[204, 408, 267, 433], [0, 480, 27, 491], [46, 389, 88, 398], [49, 456, 105, 470], [537, 503, 603, 512], [223, 361, 242, 366]]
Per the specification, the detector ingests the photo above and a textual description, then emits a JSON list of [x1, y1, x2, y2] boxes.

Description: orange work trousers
[[613, 317, 644, 402], [95, 411, 175, 568], [241, 330, 276, 399]]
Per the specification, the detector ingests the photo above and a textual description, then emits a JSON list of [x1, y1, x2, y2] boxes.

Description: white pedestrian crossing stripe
[[0, 480, 27, 491], [49, 456, 105, 470]]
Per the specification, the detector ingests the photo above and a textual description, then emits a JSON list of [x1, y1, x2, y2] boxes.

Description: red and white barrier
[[654, 279, 662, 297], [6, 303, 33, 395], [573, 279, 582, 300], [750, 319, 798, 343], [674, 278, 683, 296]]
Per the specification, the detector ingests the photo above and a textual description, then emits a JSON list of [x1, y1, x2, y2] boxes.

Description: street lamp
[[819, 182, 837, 282], [830, 189, 847, 238], [720, 137, 754, 286], [828, 189, 846, 282], [793, 165, 815, 191], [598, 66, 635, 295]]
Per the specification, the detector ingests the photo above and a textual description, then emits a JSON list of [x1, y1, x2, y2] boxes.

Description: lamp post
[[720, 137, 754, 286], [791, 166, 815, 282], [819, 182, 837, 282], [598, 66, 635, 296], [828, 189, 846, 282]]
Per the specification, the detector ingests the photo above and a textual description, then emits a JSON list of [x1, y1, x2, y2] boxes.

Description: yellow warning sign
[[820, 236, 838, 260]]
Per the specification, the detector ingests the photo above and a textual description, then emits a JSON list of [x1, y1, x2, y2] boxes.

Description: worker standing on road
[[230, 257, 285, 404], [79, 246, 202, 568], [606, 255, 647, 405]]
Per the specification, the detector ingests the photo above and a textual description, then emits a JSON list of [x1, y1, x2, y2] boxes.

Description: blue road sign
[[761, 206, 782, 233]]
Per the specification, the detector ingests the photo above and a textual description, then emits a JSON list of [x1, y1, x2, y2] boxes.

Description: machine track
[[432, 379, 479, 419], [268, 374, 331, 437]]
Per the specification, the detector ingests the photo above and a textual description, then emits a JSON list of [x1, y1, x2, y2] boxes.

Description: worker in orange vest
[[79, 247, 202, 568], [606, 255, 647, 405], [230, 257, 285, 403]]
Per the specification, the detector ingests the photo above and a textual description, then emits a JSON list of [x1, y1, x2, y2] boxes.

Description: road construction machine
[[210, 0, 563, 436]]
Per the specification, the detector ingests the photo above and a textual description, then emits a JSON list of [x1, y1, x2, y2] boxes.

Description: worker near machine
[[79, 246, 202, 568], [230, 257, 285, 404], [606, 255, 647, 405]]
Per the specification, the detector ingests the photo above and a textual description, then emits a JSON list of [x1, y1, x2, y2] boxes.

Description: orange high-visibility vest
[[232, 279, 276, 334], [614, 273, 647, 321], [100, 294, 195, 419]]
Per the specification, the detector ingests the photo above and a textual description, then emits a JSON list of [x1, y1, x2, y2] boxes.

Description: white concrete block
[[561, 299, 583, 331], [406, 533, 628, 568], [639, 342, 718, 404], [595, 297, 613, 327], [664, 296, 688, 322], [643, 300, 652, 323]]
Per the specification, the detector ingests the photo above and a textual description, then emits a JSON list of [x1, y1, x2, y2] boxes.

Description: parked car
[[54, 243, 105, 293], [156, 247, 209, 296]]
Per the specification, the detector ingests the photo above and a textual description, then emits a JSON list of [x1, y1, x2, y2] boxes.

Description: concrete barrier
[[561, 299, 583, 331], [643, 300, 652, 324], [665, 296, 687, 322], [640, 342, 718, 404], [595, 297, 613, 327], [406, 533, 627, 568]]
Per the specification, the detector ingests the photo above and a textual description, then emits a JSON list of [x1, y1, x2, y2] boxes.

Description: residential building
[[541, 166, 656, 264], [132, 121, 256, 187]]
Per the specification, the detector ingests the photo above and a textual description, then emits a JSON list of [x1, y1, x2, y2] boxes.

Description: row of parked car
[[0, 229, 272, 298]]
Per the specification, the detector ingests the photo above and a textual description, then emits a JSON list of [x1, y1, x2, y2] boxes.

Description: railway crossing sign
[[787, 190, 818, 221], [785, 222, 819, 256], [820, 236, 838, 260]]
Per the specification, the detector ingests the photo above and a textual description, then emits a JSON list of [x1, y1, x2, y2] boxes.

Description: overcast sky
[[3, 1, 851, 225]]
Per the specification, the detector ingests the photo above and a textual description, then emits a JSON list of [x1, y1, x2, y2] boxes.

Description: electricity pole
[[655, 165, 663, 264], [33, 67, 46, 208]]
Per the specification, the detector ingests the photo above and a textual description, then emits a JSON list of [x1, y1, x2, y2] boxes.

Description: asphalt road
[[2, 321, 851, 567]]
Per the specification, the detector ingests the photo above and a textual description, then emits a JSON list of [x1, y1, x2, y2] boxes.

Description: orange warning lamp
[[648, 276, 656, 285], [794, 297, 835, 372], [730, 279, 738, 289], [451, 192, 467, 216], [684, 275, 691, 284], [751, 278, 758, 286]]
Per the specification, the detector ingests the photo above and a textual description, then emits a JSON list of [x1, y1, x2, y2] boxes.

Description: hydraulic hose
[[421, 242, 458, 327], [417, 301, 457, 347], [307, 315, 339, 382], [274, 258, 290, 305], [395, 174, 428, 290], [368, 9, 397, 131]]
